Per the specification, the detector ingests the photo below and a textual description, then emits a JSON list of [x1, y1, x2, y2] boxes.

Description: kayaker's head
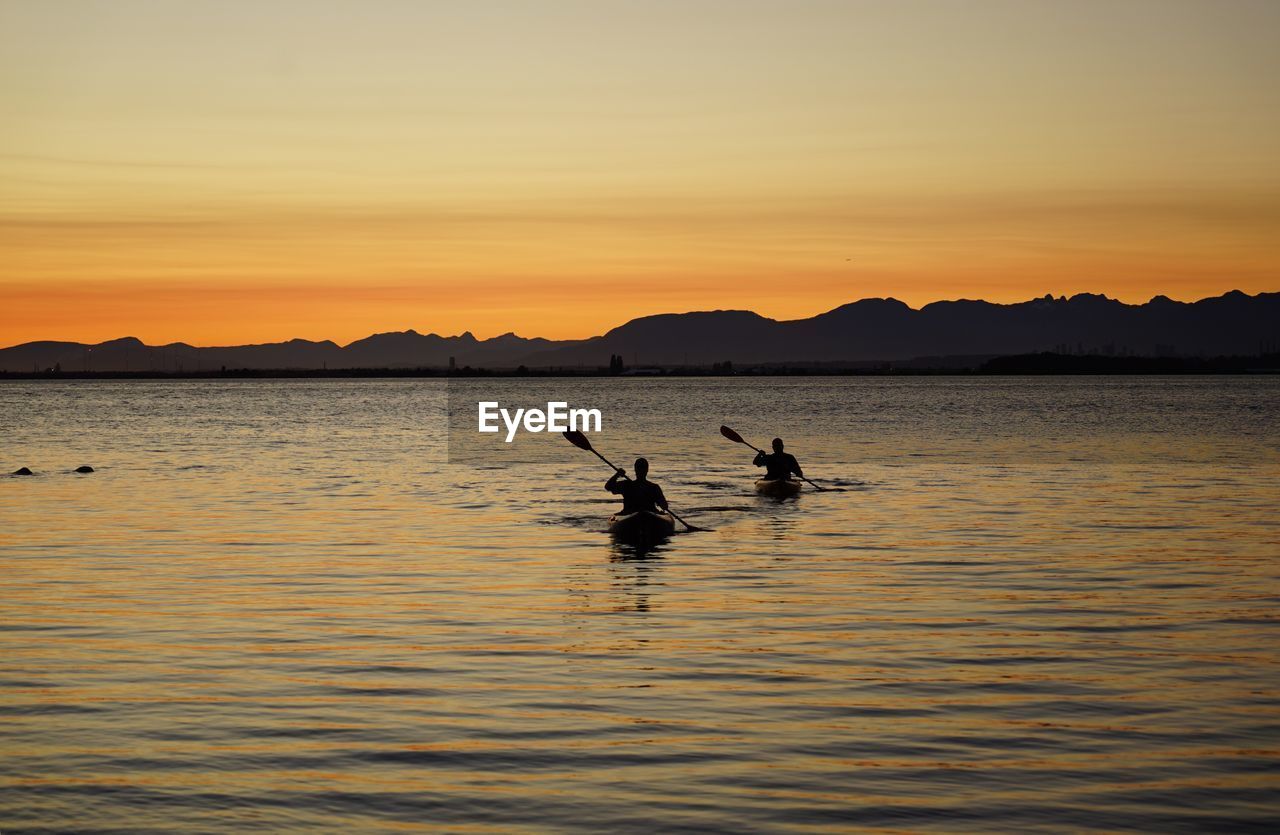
[[772, 438, 784, 453], [634, 457, 649, 480]]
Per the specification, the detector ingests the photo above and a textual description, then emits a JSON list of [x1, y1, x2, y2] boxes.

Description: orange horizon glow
[[1, 279, 1272, 348], [3, 2, 1278, 348]]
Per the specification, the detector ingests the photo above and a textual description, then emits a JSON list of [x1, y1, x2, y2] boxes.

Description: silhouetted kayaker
[[606, 457, 669, 514], [754, 438, 804, 481]]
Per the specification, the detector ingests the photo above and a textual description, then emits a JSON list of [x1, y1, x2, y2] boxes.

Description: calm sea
[[2, 377, 1278, 832]]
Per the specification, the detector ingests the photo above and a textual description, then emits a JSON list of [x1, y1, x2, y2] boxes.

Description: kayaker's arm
[[753, 451, 767, 467], [606, 468, 627, 493], [790, 455, 805, 479], [654, 484, 669, 511]]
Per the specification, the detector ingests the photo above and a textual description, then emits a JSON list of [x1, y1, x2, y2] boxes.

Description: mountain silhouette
[[2, 291, 1276, 372]]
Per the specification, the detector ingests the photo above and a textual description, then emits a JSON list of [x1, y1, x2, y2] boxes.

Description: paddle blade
[[719, 425, 746, 444], [563, 429, 594, 451]]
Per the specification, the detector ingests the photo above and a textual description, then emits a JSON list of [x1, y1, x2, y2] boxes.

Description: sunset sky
[[2, 0, 1278, 346]]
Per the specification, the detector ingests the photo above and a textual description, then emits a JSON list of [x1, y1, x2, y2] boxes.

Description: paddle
[[562, 430, 707, 532], [719, 424, 827, 491]]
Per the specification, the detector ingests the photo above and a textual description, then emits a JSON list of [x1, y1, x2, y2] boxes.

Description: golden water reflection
[[2, 378, 1278, 831]]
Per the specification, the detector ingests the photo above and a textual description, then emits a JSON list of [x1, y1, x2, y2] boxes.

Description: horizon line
[[2, 288, 1273, 352]]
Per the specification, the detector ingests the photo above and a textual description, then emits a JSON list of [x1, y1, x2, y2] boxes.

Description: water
[[2, 377, 1278, 832]]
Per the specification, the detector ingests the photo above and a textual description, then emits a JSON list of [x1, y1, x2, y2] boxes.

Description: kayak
[[755, 478, 802, 497], [608, 510, 676, 543]]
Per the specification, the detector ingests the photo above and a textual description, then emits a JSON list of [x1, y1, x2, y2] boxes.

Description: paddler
[[606, 457, 670, 514], [753, 438, 804, 482]]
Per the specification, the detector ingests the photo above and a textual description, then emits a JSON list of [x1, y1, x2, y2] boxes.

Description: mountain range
[[3, 291, 1276, 372]]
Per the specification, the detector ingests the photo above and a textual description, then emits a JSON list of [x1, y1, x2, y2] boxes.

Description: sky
[[2, 0, 1278, 346]]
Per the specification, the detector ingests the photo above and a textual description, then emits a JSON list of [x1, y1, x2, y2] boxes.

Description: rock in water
[[75, 465, 95, 473], [12, 467, 33, 476]]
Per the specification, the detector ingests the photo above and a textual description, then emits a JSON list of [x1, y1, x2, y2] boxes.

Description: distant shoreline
[[2, 352, 1277, 379], [4, 291, 1277, 375]]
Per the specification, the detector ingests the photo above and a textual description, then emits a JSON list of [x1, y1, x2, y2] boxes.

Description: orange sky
[[3, 1, 1278, 347]]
